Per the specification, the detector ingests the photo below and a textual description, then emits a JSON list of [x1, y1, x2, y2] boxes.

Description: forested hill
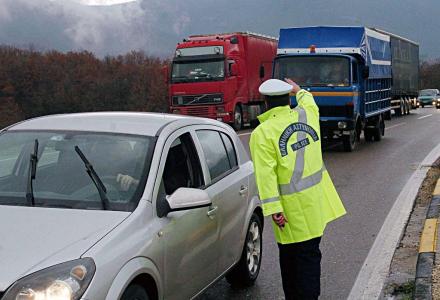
[[0, 46, 168, 128]]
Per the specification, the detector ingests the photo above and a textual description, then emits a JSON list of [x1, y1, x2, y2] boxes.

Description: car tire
[[120, 284, 150, 300], [233, 105, 243, 131], [226, 213, 262, 288]]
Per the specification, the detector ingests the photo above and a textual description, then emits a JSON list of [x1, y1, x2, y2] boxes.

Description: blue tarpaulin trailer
[[273, 26, 419, 151]]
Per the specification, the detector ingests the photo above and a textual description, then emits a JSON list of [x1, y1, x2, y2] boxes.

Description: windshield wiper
[[74, 146, 109, 210], [26, 139, 38, 206]]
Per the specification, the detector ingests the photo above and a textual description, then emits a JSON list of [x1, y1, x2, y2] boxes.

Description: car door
[[154, 129, 220, 300], [194, 127, 250, 273]]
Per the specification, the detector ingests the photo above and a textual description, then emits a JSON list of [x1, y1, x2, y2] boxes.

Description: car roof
[[6, 112, 229, 136]]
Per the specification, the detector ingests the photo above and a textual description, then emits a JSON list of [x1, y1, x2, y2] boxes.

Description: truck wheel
[[373, 116, 384, 141], [364, 129, 373, 142], [233, 105, 243, 131], [342, 130, 356, 152], [226, 213, 262, 288]]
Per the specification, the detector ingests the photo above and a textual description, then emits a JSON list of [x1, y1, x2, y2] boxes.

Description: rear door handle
[[207, 206, 218, 218], [239, 185, 248, 196]]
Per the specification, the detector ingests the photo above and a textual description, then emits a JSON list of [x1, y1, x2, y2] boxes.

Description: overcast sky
[[0, 0, 437, 60]]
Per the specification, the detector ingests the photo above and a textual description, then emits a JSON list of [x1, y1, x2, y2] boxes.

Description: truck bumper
[[320, 119, 356, 138], [170, 105, 234, 123]]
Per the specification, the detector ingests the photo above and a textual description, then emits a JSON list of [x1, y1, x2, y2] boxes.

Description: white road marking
[[347, 142, 440, 300], [418, 114, 433, 120], [238, 131, 252, 137], [385, 122, 406, 130]]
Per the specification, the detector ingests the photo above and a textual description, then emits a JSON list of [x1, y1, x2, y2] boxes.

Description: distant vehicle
[[418, 89, 440, 107], [167, 32, 278, 130], [0, 112, 263, 300], [274, 26, 419, 152]]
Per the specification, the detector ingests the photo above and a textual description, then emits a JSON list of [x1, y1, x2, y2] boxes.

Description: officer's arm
[[296, 89, 318, 115], [250, 130, 283, 216]]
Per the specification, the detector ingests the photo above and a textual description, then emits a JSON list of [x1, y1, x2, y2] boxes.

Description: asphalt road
[[198, 107, 440, 300]]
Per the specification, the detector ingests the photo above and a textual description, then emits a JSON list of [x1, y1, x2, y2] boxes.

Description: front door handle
[[239, 185, 248, 196], [207, 206, 218, 218]]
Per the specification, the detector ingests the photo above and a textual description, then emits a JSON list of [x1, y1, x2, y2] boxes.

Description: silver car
[[0, 112, 263, 300]]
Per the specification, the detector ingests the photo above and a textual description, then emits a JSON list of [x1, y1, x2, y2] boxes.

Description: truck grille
[[319, 105, 353, 118], [185, 106, 211, 117], [172, 93, 223, 106]]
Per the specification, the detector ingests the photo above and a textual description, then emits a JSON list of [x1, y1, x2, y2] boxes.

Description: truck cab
[[274, 54, 364, 138], [168, 33, 277, 130]]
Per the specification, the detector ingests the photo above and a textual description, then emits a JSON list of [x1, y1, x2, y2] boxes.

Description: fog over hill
[[0, 0, 437, 60]]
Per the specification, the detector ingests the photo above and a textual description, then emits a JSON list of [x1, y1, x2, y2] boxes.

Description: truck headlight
[[3, 258, 96, 300], [338, 121, 347, 129]]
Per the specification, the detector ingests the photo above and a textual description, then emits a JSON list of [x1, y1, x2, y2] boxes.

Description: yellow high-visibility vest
[[250, 89, 346, 244]]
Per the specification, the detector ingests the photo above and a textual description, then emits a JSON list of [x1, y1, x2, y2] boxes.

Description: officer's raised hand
[[284, 78, 301, 93]]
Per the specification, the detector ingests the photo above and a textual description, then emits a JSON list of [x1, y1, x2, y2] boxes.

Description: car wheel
[[233, 105, 243, 131], [226, 213, 262, 287], [121, 284, 150, 300]]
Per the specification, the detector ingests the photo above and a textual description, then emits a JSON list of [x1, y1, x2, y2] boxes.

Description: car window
[[161, 133, 204, 196], [0, 131, 154, 212], [220, 132, 238, 168], [196, 130, 236, 181]]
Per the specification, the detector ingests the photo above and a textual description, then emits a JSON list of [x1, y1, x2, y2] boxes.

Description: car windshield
[[0, 131, 154, 211], [419, 89, 437, 96], [274, 56, 351, 87], [171, 59, 225, 83]]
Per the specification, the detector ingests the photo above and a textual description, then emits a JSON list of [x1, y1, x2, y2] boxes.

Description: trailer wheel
[[233, 105, 243, 131]]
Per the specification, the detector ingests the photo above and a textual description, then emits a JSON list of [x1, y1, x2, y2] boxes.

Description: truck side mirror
[[362, 66, 369, 79], [230, 63, 238, 77], [162, 65, 169, 84], [259, 65, 265, 78]]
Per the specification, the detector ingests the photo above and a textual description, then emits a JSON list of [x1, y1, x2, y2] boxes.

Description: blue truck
[[273, 26, 419, 151]]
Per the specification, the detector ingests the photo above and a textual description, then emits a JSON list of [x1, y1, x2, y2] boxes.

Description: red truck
[[167, 32, 278, 130]]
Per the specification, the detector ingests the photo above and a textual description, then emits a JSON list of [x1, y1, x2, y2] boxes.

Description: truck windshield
[[274, 56, 351, 87], [171, 59, 225, 83], [0, 131, 154, 212]]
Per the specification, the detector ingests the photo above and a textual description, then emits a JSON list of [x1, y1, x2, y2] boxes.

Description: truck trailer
[[168, 32, 278, 130], [274, 26, 419, 151]]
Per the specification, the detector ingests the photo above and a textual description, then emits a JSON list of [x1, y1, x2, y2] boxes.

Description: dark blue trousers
[[278, 237, 322, 300]]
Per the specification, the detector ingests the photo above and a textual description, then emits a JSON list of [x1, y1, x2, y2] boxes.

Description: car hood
[[419, 96, 435, 100], [0, 205, 129, 291]]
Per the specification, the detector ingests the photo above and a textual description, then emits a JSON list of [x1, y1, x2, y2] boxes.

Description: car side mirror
[[362, 66, 369, 79], [157, 187, 212, 217], [230, 63, 238, 77]]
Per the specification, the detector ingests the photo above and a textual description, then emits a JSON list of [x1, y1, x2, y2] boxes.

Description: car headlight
[[3, 258, 95, 300]]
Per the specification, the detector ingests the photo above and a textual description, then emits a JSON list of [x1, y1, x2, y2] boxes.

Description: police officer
[[250, 78, 346, 300]]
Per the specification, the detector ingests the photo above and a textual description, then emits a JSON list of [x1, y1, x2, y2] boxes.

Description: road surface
[[199, 107, 440, 299]]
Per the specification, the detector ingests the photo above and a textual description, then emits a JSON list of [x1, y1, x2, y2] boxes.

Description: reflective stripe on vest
[[278, 107, 325, 196]]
